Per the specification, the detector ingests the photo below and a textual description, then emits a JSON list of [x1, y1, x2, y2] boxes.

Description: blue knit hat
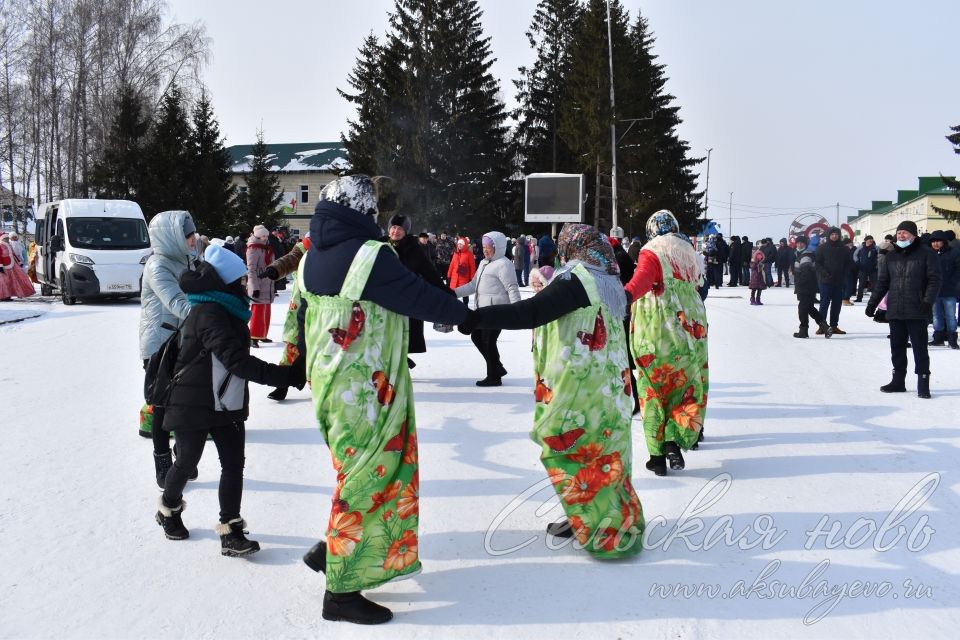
[[204, 244, 247, 284]]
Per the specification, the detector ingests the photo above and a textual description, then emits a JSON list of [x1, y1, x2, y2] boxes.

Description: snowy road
[[1, 286, 958, 639]]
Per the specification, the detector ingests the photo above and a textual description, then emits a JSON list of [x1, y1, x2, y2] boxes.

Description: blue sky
[[168, 0, 960, 238]]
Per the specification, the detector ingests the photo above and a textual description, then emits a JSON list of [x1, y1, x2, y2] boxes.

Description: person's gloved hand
[[865, 303, 876, 318], [287, 361, 307, 390], [920, 301, 932, 317], [260, 267, 279, 280], [458, 308, 480, 335], [252, 290, 260, 299]]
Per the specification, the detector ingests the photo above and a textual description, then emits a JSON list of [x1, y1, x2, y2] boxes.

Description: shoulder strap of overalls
[[340, 240, 392, 300], [571, 263, 601, 308]]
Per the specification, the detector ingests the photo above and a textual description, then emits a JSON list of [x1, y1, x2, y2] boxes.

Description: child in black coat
[[793, 237, 831, 339], [155, 244, 305, 556]]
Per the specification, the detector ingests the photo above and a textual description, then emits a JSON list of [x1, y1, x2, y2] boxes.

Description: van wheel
[[59, 270, 76, 305]]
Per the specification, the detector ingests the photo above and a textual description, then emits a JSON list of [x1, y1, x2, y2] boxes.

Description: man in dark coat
[[388, 215, 451, 365], [740, 236, 752, 285], [854, 235, 878, 302], [815, 227, 853, 334], [866, 220, 941, 398], [761, 238, 777, 287], [927, 230, 960, 348], [727, 236, 742, 286], [775, 238, 795, 287], [792, 236, 830, 338]]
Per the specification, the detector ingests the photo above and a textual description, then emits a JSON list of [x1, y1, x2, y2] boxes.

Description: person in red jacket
[[447, 236, 477, 304]]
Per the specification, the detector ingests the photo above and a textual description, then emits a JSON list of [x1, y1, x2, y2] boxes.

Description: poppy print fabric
[[532, 264, 644, 559], [630, 250, 709, 455], [299, 241, 421, 592]]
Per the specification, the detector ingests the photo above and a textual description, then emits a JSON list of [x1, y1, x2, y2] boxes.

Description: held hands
[[252, 290, 260, 299], [287, 361, 307, 390], [259, 267, 279, 281], [865, 303, 876, 318], [458, 309, 480, 335]]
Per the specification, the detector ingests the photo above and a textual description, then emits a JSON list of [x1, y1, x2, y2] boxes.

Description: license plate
[[108, 283, 133, 291]]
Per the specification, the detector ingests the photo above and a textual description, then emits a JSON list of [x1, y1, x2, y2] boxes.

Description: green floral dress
[[630, 250, 709, 455], [532, 264, 644, 559], [299, 240, 421, 593]]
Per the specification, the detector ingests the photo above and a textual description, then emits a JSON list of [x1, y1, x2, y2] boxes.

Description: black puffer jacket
[[389, 233, 451, 353], [815, 229, 853, 284], [163, 263, 292, 431], [793, 251, 819, 297], [868, 240, 941, 321]]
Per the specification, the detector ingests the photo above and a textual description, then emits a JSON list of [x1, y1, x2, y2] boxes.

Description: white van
[[34, 199, 151, 304]]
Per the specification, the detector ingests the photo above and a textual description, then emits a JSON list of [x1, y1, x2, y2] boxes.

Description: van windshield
[[66, 217, 149, 250]]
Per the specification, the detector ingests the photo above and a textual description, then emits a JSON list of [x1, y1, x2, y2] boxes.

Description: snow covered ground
[[2, 284, 959, 639]]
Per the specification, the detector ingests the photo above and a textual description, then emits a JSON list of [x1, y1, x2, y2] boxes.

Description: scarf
[[187, 291, 252, 322], [554, 224, 627, 319]]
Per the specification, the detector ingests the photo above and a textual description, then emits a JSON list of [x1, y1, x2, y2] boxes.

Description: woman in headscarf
[[246, 225, 276, 346], [298, 175, 468, 624], [0, 233, 35, 300], [458, 223, 644, 559], [447, 236, 477, 304], [623, 210, 708, 477]]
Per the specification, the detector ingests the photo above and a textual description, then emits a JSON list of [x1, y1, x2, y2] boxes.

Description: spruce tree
[[138, 86, 192, 219], [621, 9, 703, 233], [188, 90, 236, 237], [934, 124, 960, 221], [513, 0, 582, 176], [236, 129, 283, 233], [87, 85, 151, 200], [339, 0, 512, 232]]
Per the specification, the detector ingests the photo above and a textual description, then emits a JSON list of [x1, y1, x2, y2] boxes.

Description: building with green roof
[[847, 176, 959, 240]]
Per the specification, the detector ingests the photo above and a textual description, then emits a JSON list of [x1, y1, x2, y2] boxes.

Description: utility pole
[[703, 148, 713, 225], [836, 202, 840, 227], [605, 0, 618, 231], [729, 192, 733, 236]]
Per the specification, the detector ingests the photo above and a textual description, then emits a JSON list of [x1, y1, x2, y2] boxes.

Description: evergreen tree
[[621, 9, 703, 234], [934, 123, 960, 221], [235, 129, 282, 232], [187, 90, 236, 236], [87, 85, 151, 200], [138, 86, 192, 219], [557, 0, 633, 228], [513, 0, 582, 176], [340, 0, 513, 232]]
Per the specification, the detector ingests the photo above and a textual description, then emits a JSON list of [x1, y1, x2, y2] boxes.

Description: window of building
[[300, 185, 309, 204]]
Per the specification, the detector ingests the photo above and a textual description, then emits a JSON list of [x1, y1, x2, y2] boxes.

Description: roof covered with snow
[[227, 142, 351, 174]]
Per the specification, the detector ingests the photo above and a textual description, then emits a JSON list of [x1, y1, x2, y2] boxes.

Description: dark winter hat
[[795, 235, 808, 245], [418, 232, 429, 240], [182, 215, 197, 238], [204, 244, 247, 285], [388, 214, 412, 234], [896, 220, 918, 237], [929, 230, 949, 243]]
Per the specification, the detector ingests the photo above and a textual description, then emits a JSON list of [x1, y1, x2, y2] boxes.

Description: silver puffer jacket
[[138, 211, 196, 360]]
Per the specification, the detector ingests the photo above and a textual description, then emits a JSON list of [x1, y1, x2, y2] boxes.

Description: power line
[[706, 198, 861, 211]]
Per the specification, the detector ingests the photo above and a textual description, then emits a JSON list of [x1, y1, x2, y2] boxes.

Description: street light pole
[[606, 0, 618, 231], [703, 148, 713, 227]]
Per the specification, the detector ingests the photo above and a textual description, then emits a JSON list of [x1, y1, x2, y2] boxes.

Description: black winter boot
[[303, 540, 327, 573], [475, 377, 502, 387], [664, 441, 685, 470], [948, 332, 959, 350], [917, 374, 931, 399], [546, 520, 573, 538], [267, 386, 288, 401], [322, 590, 393, 625], [880, 369, 907, 393], [155, 497, 189, 540], [793, 326, 809, 339], [692, 427, 704, 450], [822, 323, 834, 338], [929, 331, 945, 346], [216, 518, 260, 557], [645, 455, 667, 476], [154, 451, 173, 489]]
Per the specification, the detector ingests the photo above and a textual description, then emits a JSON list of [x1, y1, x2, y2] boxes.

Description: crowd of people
[[117, 174, 960, 625]]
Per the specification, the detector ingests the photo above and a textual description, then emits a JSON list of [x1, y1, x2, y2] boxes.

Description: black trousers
[[797, 294, 825, 328], [728, 263, 740, 286], [889, 319, 930, 375], [777, 266, 791, 286], [818, 283, 844, 327], [856, 271, 876, 301], [163, 422, 246, 524], [470, 328, 503, 379]]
